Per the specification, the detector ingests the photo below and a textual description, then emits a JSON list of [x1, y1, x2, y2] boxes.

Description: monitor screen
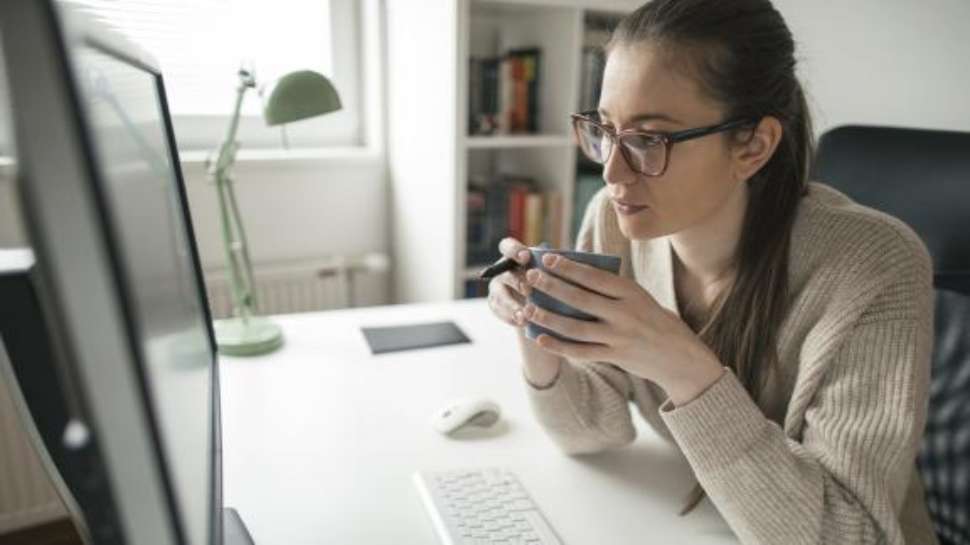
[[74, 44, 213, 545]]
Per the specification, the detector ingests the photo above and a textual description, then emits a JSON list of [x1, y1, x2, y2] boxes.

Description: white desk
[[219, 299, 738, 545]]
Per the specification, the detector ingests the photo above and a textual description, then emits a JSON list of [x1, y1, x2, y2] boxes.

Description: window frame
[[167, 0, 365, 153]]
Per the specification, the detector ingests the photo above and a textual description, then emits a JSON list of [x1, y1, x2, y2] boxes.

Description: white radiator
[[203, 253, 390, 319]]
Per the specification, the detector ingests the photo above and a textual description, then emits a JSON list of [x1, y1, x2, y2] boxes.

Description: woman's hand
[[486, 237, 534, 328], [521, 252, 725, 403]]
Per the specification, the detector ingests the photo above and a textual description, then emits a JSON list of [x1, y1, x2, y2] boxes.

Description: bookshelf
[[385, 0, 638, 303]]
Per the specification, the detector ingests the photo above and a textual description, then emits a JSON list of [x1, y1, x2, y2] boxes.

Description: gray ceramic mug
[[524, 247, 622, 343]]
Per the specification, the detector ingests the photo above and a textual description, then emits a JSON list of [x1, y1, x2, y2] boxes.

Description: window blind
[[68, 0, 333, 117]]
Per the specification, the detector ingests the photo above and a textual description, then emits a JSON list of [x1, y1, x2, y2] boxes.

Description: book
[[512, 55, 528, 132], [467, 47, 541, 135], [497, 56, 513, 133], [507, 182, 530, 241], [468, 57, 483, 134], [523, 191, 543, 246], [480, 58, 500, 134], [466, 186, 488, 251], [467, 175, 566, 266], [466, 174, 504, 265], [508, 48, 541, 133]]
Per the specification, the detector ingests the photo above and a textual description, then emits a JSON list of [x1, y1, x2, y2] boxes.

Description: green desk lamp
[[208, 67, 342, 356]]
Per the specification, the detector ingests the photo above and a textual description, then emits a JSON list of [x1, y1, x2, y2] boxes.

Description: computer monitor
[[0, 1, 251, 544]]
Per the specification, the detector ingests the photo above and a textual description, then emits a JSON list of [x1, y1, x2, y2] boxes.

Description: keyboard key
[[414, 468, 563, 545]]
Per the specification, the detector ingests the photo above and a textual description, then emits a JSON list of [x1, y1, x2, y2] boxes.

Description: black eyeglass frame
[[570, 110, 759, 176]]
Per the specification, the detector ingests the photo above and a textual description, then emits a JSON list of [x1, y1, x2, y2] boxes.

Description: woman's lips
[[613, 201, 648, 215]]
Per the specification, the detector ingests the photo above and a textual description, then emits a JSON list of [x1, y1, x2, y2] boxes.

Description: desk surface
[[219, 299, 738, 545]]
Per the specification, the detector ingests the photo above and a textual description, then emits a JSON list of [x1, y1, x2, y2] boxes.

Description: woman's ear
[[731, 116, 783, 183]]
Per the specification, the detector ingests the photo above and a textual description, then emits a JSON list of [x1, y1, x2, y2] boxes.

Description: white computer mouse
[[431, 397, 502, 435]]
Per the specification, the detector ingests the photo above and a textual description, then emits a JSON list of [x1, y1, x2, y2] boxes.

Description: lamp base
[[214, 315, 284, 356]]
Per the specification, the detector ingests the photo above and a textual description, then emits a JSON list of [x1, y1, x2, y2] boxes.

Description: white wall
[[179, 154, 391, 308], [384, 0, 460, 303], [177, 155, 386, 270], [775, 0, 970, 134], [0, 155, 391, 307]]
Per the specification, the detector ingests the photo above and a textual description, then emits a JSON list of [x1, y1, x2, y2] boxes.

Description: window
[[70, 0, 362, 151]]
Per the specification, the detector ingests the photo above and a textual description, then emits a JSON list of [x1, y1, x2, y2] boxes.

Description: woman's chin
[[618, 216, 666, 240]]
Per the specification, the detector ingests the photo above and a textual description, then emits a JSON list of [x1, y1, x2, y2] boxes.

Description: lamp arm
[[223, 173, 259, 311], [210, 71, 259, 320], [215, 173, 251, 320], [215, 75, 251, 171]]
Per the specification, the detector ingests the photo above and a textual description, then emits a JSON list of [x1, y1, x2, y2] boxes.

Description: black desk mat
[[361, 320, 471, 354]]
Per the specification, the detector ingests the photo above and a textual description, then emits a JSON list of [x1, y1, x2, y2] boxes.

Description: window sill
[[1, 146, 384, 179], [177, 145, 383, 167]]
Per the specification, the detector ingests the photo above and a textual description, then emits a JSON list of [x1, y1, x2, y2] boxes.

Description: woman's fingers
[[487, 237, 536, 327], [496, 237, 532, 297], [500, 269, 531, 298], [498, 237, 532, 265], [535, 253, 629, 300], [523, 268, 616, 323], [487, 277, 527, 327], [521, 302, 606, 343]]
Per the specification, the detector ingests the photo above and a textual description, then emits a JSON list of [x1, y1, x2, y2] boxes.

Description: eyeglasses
[[570, 111, 758, 177]]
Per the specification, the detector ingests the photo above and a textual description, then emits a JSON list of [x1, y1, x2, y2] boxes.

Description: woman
[[486, 1, 938, 544]]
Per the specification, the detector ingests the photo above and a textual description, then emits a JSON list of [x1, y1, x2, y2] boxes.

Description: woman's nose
[[601, 143, 637, 186]]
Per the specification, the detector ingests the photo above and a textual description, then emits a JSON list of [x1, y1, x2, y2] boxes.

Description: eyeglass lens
[[574, 118, 666, 175]]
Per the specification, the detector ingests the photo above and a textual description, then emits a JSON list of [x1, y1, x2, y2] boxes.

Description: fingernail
[[514, 310, 523, 322], [517, 250, 530, 263], [542, 254, 558, 267]]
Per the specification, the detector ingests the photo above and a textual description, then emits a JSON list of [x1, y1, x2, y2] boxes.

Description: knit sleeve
[[522, 186, 639, 454], [657, 267, 935, 544]]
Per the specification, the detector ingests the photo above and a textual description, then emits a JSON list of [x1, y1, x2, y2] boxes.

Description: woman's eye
[[627, 135, 663, 150]]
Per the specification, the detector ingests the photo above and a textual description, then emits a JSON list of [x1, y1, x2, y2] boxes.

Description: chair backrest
[[814, 125, 970, 294], [814, 125, 970, 545]]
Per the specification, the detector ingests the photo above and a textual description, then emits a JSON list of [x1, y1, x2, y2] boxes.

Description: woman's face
[[596, 43, 745, 240]]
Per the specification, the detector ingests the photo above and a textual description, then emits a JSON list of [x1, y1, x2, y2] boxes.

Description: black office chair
[[814, 125, 970, 545]]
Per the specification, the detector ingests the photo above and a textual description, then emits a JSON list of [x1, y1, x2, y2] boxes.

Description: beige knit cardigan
[[523, 181, 939, 545]]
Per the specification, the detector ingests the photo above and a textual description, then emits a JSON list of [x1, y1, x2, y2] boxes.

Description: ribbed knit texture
[[522, 182, 939, 545]]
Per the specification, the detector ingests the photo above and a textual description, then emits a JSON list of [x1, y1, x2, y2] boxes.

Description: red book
[[507, 185, 527, 241], [514, 78, 528, 131], [511, 56, 527, 132]]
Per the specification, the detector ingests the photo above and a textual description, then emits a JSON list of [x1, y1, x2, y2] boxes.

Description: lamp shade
[[261, 70, 342, 126]]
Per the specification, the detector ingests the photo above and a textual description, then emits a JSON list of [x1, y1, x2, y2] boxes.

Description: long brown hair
[[604, 0, 815, 515]]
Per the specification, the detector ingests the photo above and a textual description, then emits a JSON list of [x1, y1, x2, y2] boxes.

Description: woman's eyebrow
[[597, 108, 681, 125]]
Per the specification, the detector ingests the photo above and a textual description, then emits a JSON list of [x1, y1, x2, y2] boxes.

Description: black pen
[[478, 242, 549, 281], [478, 257, 519, 280]]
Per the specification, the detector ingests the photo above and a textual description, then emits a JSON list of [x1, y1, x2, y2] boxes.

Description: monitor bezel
[[0, 1, 222, 544], [74, 30, 225, 545]]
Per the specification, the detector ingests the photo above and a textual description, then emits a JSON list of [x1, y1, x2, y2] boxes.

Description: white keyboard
[[413, 467, 564, 545]]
